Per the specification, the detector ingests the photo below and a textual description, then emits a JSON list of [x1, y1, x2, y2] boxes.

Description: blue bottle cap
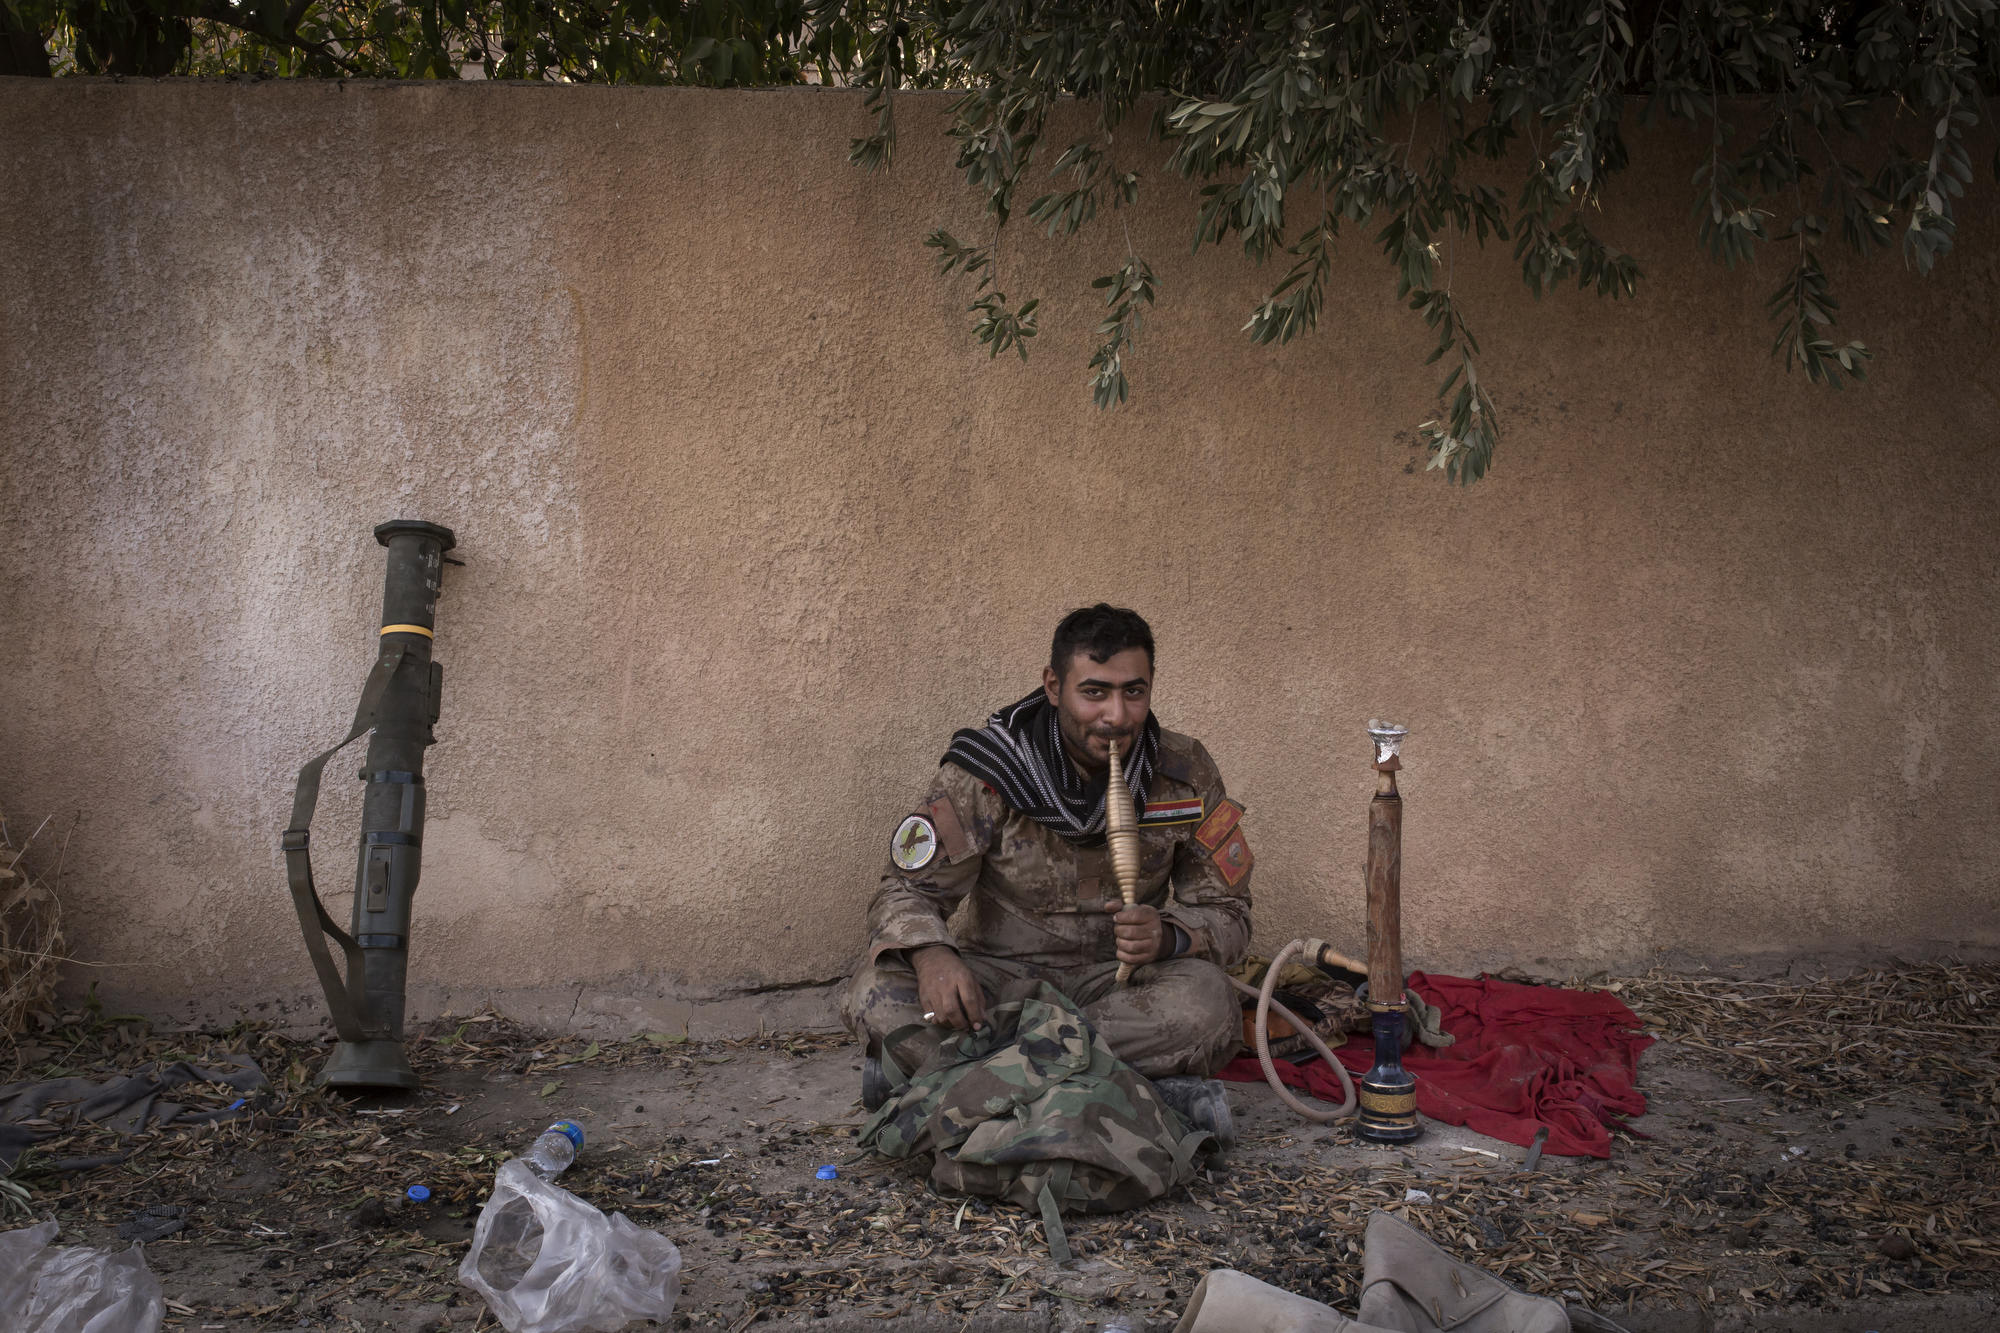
[[546, 1120, 585, 1148], [407, 1185, 430, 1202], [815, 1165, 838, 1180]]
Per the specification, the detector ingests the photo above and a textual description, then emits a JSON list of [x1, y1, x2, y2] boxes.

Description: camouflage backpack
[[854, 980, 1212, 1260]]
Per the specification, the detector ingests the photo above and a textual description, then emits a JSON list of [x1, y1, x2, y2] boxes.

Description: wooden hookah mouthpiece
[[1105, 739, 1143, 985]]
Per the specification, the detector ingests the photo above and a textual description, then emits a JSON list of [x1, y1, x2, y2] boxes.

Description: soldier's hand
[[911, 945, 987, 1031], [1100, 899, 1165, 966]]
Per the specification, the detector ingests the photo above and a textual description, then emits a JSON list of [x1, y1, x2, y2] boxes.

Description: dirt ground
[[4, 961, 1996, 1332]]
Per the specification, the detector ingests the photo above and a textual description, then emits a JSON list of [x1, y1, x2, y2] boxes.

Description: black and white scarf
[[942, 689, 1160, 842]]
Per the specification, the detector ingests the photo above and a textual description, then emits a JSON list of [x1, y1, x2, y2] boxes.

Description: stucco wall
[[2, 78, 1996, 1034]]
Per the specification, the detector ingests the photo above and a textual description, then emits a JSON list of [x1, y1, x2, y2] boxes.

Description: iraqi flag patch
[[1140, 797, 1205, 826]]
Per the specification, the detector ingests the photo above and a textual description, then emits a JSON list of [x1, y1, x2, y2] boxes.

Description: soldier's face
[[1041, 647, 1153, 773]]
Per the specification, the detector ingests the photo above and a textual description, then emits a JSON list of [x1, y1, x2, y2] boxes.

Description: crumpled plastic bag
[[459, 1159, 681, 1333], [0, 1219, 165, 1333]]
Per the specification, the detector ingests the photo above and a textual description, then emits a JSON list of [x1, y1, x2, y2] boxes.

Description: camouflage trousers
[[842, 952, 1242, 1080]]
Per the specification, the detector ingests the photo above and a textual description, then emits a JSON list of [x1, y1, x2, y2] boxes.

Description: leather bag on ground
[[1175, 1209, 1570, 1333]]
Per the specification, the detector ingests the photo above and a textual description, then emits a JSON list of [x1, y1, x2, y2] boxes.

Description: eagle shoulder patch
[[891, 814, 939, 871]]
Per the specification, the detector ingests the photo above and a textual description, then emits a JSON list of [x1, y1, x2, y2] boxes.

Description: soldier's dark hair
[[1050, 604, 1155, 681]]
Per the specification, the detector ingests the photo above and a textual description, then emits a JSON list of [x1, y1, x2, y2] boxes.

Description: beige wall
[[2, 78, 1996, 1034]]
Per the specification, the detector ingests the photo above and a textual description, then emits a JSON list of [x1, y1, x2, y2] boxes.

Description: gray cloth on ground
[[1176, 1208, 1577, 1333], [1408, 990, 1454, 1049], [0, 1055, 268, 1170]]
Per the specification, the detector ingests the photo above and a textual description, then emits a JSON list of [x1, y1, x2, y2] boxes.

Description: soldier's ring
[[922, 1011, 938, 1021]]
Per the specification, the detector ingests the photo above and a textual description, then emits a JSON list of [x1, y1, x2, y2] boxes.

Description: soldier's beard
[[1059, 714, 1141, 777]]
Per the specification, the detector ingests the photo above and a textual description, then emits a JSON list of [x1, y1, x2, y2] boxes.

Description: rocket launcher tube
[[283, 520, 456, 1090]]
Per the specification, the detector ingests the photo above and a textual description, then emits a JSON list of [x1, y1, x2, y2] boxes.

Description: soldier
[[842, 604, 1252, 1146]]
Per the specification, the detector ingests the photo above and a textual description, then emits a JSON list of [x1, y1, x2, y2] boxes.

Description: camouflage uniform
[[856, 980, 1211, 1255], [843, 728, 1252, 1079]]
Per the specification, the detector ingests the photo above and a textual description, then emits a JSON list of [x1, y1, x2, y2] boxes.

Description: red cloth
[[1219, 971, 1653, 1159]]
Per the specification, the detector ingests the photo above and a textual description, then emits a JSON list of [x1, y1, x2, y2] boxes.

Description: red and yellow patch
[[1193, 798, 1244, 851], [1212, 827, 1254, 887]]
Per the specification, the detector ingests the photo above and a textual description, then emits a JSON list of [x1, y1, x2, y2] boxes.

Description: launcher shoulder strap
[[281, 645, 407, 1043]]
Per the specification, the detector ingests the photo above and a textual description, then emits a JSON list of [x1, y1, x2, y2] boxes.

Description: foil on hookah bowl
[[1366, 720, 1408, 767]]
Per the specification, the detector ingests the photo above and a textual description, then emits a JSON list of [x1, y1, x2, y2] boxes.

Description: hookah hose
[[1225, 937, 1358, 1124]]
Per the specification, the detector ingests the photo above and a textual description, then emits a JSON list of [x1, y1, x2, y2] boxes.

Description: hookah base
[[318, 1038, 419, 1090], [1355, 1071, 1422, 1143]]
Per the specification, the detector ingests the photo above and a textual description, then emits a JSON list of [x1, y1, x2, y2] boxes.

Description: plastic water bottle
[[519, 1120, 584, 1180]]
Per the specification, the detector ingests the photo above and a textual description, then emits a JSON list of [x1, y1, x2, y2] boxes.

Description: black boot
[[861, 1054, 890, 1111], [1153, 1075, 1235, 1150]]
